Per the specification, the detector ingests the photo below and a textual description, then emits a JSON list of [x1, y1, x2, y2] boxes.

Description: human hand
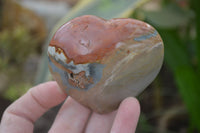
[[0, 81, 140, 133]]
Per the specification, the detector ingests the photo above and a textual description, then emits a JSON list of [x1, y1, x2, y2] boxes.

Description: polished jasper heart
[[48, 15, 164, 113]]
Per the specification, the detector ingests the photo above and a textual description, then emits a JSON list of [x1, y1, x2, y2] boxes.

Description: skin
[[0, 81, 140, 133]]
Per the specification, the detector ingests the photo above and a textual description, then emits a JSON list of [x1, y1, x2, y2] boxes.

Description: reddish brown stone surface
[[49, 15, 154, 64]]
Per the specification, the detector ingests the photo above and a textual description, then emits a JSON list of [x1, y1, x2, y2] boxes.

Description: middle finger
[[49, 96, 91, 133], [85, 110, 117, 133]]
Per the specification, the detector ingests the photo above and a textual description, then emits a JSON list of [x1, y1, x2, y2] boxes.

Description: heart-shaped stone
[[48, 15, 164, 113]]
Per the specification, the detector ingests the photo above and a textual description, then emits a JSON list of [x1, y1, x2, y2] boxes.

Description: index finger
[[0, 81, 67, 133]]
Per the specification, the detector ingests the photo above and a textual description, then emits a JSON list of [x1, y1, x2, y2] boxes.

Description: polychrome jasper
[[48, 15, 164, 113]]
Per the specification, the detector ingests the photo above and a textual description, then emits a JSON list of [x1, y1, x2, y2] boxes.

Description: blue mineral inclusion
[[134, 30, 158, 41], [48, 56, 105, 92]]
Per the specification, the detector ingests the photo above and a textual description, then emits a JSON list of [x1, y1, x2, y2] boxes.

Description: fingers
[[0, 81, 67, 133], [111, 97, 140, 133], [85, 111, 117, 133], [49, 97, 91, 133], [0, 82, 140, 133]]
